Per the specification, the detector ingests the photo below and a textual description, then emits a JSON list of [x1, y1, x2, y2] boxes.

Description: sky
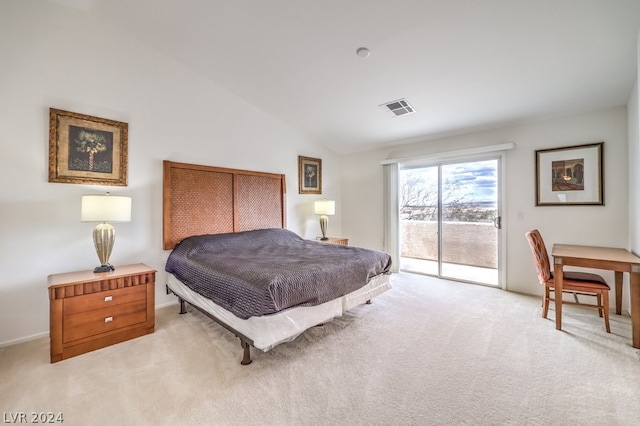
[[401, 159, 498, 204]]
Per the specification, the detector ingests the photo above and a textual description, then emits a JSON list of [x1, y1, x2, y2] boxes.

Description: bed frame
[[163, 160, 287, 364], [162, 160, 388, 365]]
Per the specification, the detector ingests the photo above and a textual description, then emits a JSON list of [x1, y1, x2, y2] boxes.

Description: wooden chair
[[525, 229, 610, 333]]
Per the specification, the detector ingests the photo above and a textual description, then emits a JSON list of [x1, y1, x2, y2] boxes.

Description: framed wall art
[[535, 142, 603, 206], [49, 108, 128, 186], [298, 156, 322, 194]]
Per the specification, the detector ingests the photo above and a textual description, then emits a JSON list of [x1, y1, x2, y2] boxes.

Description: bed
[[162, 160, 392, 364]]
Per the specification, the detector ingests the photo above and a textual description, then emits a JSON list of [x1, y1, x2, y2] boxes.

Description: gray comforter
[[165, 228, 392, 319]]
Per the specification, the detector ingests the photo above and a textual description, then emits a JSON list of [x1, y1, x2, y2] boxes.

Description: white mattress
[[166, 273, 391, 351]]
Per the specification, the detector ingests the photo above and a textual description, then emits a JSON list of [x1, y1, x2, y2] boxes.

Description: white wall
[[342, 107, 630, 305], [0, 1, 342, 345], [630, 31, 640, 257], [629, 84, 639, 253]]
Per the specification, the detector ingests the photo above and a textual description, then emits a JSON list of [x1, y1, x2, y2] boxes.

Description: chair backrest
[[525, 229, 551, 283]]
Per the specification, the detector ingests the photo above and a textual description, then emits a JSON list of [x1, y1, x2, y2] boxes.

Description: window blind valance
[[380, 142, 515, 166]]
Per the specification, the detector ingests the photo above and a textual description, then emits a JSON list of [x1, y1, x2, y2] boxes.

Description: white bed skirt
[[166, 273, 391, 352]]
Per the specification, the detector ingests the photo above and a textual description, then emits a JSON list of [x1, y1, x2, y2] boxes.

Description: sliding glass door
[[399, 156, 501, 286]]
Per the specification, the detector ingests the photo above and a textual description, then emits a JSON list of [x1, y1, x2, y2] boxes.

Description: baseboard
[[0, 331, 49, 348], [156, 300, 179, 309]]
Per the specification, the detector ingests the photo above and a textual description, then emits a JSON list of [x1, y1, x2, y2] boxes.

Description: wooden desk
[[552, 244, 640, 348]]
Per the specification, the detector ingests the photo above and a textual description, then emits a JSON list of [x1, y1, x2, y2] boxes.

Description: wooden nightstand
[[48, 263, 156, 363], [316, 237, 349, 246]]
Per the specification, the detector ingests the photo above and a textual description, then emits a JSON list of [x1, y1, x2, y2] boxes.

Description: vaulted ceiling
[[52, 0, 640, 154]]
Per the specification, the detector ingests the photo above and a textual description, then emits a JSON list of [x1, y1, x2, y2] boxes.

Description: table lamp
[[81, 193, 132, 272], [314, 200, 335, 240]]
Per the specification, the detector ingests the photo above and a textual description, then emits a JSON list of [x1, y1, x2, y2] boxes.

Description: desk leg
[[615, 271, 623, 315], [554, 259, 564, 330], [631, 268, 640, 349]]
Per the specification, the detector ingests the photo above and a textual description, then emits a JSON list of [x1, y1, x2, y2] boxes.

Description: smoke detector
[[380, 98, 415, 117], [356, 47, 370, 57]]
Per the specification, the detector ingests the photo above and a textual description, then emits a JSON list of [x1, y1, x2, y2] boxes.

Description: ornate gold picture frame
[[48, 108, 128, 186], [298, 156, 322, 194]]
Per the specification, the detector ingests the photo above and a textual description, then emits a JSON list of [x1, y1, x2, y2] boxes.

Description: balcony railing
[[400, 220, 497, 268]]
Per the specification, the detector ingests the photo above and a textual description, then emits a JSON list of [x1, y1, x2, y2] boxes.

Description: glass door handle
[[494, 216, 502, 229]]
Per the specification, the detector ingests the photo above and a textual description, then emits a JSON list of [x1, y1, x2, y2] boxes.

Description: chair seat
[[548, 271, 610, 290]]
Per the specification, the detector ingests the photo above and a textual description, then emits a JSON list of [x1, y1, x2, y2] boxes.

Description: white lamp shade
[[314, 200, 335, 216], [81, 194, 132, 222]]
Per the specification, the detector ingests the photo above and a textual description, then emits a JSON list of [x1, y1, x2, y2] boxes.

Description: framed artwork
[[48, 108, 128, 186], [298, 156, 322, 194], [535, 142, 603, 206]]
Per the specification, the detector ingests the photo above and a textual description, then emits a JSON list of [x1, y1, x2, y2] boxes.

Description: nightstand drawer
[[63, 299, 148, 343], [64, 284, 146, 315]]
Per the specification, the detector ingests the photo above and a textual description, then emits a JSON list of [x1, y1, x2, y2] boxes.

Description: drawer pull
[[104, 316, 113, 323], [104, 296, 113, 302]]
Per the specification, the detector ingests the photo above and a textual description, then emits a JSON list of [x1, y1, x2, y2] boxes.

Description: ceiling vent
[[380, 98, 415, 117]]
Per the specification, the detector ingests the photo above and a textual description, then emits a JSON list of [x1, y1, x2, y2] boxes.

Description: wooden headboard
[[162, 161, 287, 250]]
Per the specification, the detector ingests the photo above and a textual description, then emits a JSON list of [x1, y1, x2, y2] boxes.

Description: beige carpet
[[1, 273, 639, 425]]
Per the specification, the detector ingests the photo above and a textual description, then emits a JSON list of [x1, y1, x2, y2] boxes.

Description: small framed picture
[[298, 156, 322, 194], [48, 108, 128, 186], [535, 142, 603, 206]]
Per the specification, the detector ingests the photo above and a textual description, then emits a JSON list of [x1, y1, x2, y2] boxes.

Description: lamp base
[[319, 215, 329, 241], [94, 264, 115, 273], [92, 223, 116, 274]]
